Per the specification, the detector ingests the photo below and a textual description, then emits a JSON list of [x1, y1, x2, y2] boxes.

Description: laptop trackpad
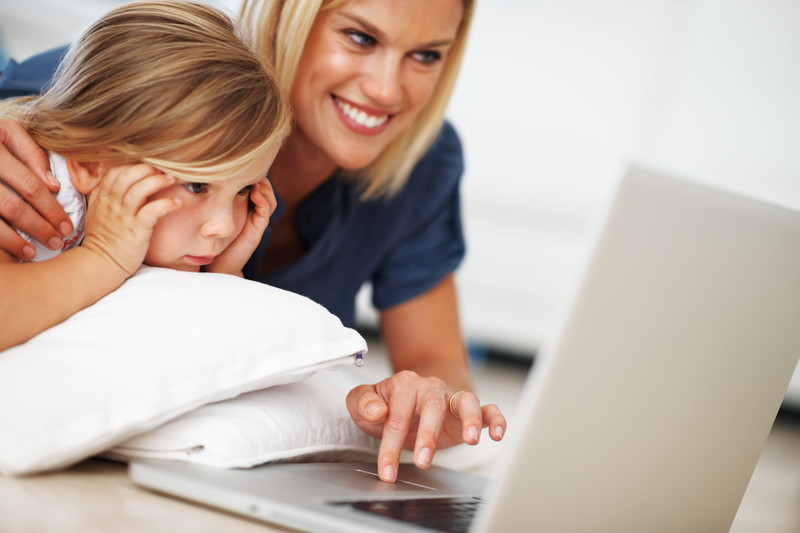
[[284, 464, 438, 494]]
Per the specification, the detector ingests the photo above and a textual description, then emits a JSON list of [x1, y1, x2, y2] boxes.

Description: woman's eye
[[412, 50, 442, 65], [184, 183, 207, 194], [238, 184, 255, 196], [345, 30, 376, 48]]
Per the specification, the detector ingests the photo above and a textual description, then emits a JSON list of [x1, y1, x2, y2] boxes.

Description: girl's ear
[[66, 159, 102, 195]]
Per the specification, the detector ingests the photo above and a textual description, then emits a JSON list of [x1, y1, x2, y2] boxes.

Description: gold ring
[[448, 391, 466, 419]]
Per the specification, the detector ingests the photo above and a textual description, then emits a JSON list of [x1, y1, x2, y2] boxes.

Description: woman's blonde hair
[[2, 1, 292, 182], [239, 0, 474, 198]]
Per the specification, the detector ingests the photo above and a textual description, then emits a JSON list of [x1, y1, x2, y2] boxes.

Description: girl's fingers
[[100, 164, 173, 206], [136, 197, 182, 227], [123, 173, 176, 208], [258, 178, 278, 215]]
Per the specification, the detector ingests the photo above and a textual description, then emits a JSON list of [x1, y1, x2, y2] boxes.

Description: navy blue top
[[0, 47, 67, 97], [1, 47, 466, 327]]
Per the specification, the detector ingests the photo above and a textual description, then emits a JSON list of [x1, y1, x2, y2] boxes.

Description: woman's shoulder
[[424, 121, 463, 169]]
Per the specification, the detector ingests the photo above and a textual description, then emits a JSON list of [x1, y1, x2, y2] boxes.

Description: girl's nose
[[200, 203, 237, 239]]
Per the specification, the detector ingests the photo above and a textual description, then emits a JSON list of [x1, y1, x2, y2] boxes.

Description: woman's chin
[[332, 147, 385, 171]]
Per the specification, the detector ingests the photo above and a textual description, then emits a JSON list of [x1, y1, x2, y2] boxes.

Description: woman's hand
[[81, 164, 180, 277], [347, 274, 507, 482], [205, 177, 276, 275], [0, 118, 74, 259], [346, 370, 506, 483]]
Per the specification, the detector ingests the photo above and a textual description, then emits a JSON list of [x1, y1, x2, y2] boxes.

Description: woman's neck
[[255, 131, 338, 276]]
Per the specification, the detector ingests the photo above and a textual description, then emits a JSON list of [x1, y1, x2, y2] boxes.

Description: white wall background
[[447, 0, 800, 356], [2, 0, 799, 396]]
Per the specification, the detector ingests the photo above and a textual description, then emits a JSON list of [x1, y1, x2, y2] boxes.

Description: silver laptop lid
[[474, 166, 800, 533]]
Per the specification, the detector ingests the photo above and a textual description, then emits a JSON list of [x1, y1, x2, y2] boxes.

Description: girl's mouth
[[186, 255, 216, 266]]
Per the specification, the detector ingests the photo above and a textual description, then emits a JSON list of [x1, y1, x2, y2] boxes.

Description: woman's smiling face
[[289, 0, 464, 170]]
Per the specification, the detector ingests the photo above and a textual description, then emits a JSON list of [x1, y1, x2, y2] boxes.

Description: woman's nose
[[200, 203, 236, 239], [360, 53, 403, 106]]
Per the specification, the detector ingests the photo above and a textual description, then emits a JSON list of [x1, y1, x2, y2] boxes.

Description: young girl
[[0, 0, 292, 351]]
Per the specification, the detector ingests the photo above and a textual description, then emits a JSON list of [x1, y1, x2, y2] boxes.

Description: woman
[[0, 0, 506, 483]]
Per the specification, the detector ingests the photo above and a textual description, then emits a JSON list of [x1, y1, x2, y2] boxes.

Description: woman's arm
[[383, 273, 474, 391], [0, 119, 73, 259], [346, 274, 507, 482]]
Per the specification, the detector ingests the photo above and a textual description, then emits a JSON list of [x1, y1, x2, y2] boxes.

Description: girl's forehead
[[147, 139, 280, 184]]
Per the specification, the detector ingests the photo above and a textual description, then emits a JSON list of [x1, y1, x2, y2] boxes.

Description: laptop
[[129, 165, 800, 533]]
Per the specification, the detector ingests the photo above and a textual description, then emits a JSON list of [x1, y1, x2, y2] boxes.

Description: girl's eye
[[412, 50, 442, 65], [184, 183, 207, 194], [238, 184, 255, 196], [345, 30, 376, 48]]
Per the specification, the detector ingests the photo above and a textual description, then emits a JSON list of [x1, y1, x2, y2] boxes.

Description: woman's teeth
[[336, 98, 389, 128]]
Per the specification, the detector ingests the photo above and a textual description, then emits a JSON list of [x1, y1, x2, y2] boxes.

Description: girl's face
[[144, 145, 278, 272], [290, 0, 463, 170]]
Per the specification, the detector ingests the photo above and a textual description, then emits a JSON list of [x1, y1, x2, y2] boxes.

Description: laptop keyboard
[[330, 496, 484, 533]]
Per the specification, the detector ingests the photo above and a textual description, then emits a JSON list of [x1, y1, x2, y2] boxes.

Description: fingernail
[[366, 402, 382, 416], [417, 447, 432, 467], [59, 220, 73, 237], [493, 426, 504, 440], [382, 465, 395, 482], [467, 426, 479, 443], [48, 236, 63, 250], [45, 171, 59, 188], [22, 244, 36, 260]]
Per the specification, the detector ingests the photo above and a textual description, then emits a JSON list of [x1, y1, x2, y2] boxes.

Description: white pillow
[[107, 368, 380, 468], [0, 266, 367, 476]]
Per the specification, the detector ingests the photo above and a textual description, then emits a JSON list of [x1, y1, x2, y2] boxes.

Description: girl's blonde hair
[[2, 0, 292, 182], [240, 0, 475, 198]]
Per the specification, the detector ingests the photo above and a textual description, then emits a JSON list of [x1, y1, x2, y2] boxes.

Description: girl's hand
[[346, 370, 507, 483], [205, 177, 276, 275], [80, 164, 180, 277], [0, 118, 73, 259]]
